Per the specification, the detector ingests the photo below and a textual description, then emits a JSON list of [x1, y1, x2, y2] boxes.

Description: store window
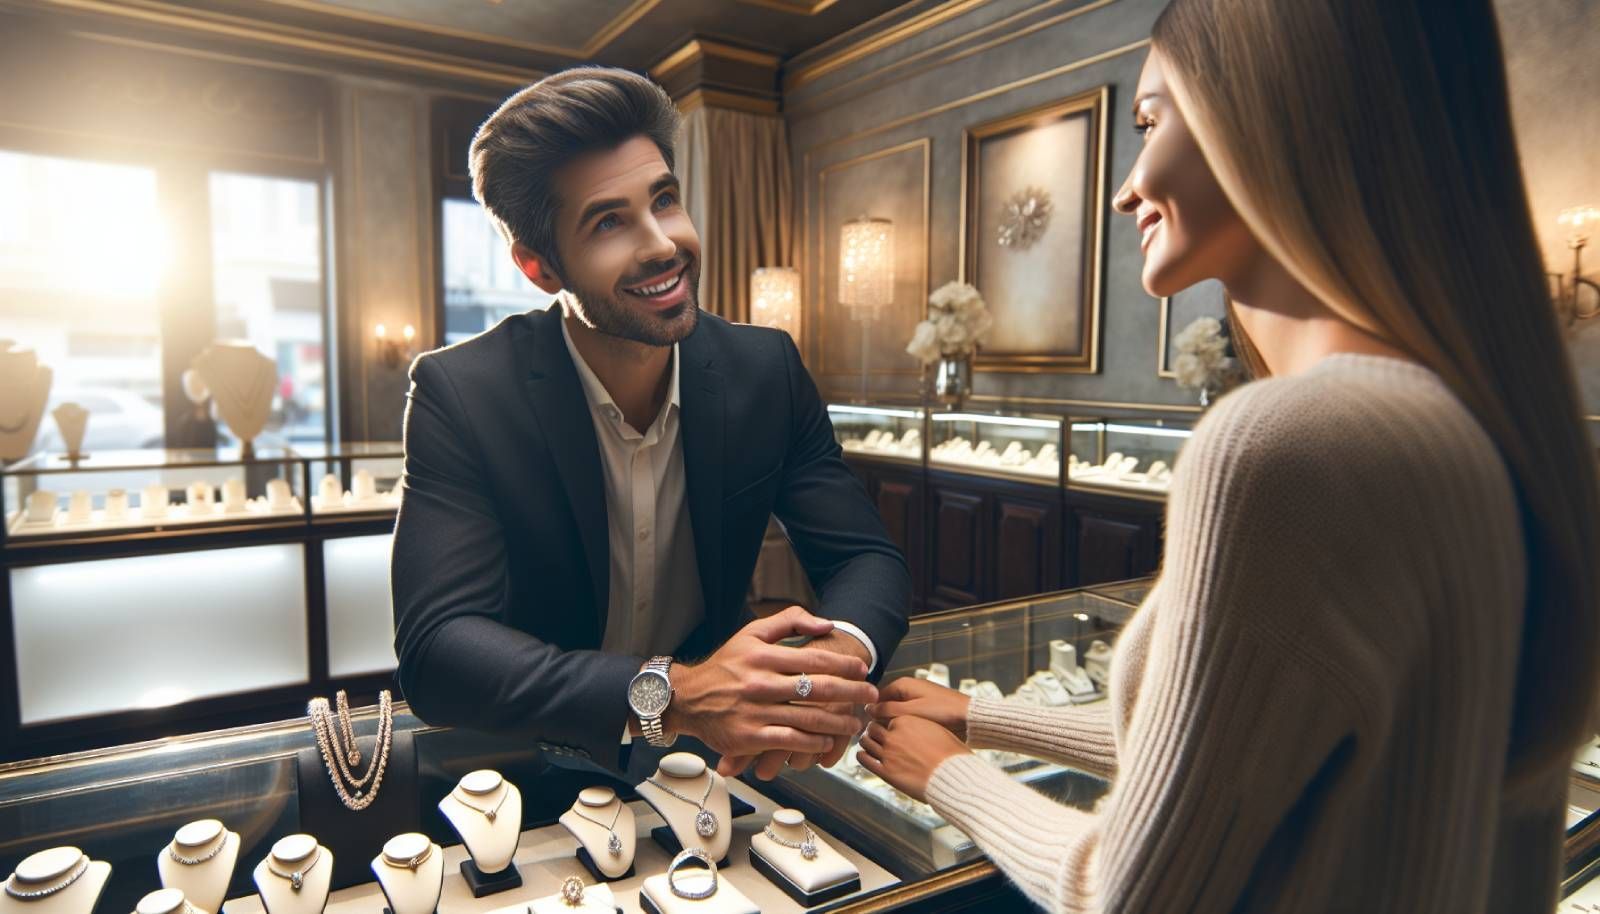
[[440, 197, 555, 345], [209, 172, 328, 445], [0, 150, 167, 453]]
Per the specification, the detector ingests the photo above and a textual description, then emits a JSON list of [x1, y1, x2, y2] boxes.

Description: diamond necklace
[[4, 855, 89, 900], [307, 690, 392, 812], [763, 824, 819, 861], [267, 847, 320, 892], [454, 783, 509, 823], [168, 833, 227, 866], [571, 800, 626, 856], [380, 843, 432, 872], [646, 772, 719, 838]]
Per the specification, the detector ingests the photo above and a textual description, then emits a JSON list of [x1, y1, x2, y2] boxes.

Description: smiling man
[[391, 67, 911, 780]]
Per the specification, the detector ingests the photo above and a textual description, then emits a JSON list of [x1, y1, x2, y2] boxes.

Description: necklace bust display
[[187, 342, 276, 453], [0, 343, 52, 462], [637, 752, 733, 863], [559, 786, 636, 880], [251, 835, 331, 914], [0, 847, 111, 914], [156, 820, 239, 914]]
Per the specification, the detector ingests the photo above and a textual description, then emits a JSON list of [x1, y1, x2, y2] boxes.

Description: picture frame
[[960, 86, 1110, 373], [1157, 279, 1228, 378]]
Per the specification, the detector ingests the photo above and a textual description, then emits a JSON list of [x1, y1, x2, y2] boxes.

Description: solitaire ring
[[560, 875, 585, 906], [666, 847, 718, 900], [794, 673, 814, 699]]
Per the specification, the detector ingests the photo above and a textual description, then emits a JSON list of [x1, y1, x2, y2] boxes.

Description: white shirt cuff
[[827, 620, 880, 675]]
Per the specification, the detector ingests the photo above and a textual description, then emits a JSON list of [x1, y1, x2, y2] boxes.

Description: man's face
[[548, 135, 701, 346]]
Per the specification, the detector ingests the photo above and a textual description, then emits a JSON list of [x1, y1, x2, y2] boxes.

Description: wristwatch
[[628, 656, 676, 747]]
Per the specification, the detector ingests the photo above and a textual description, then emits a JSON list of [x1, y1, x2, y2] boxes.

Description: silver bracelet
[[666, 847, 718, 900]]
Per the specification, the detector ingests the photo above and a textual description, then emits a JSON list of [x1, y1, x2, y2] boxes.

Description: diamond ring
[[560, 875, 585, 906], [666, 847, 718, 900], [794, 674, 814, 699]]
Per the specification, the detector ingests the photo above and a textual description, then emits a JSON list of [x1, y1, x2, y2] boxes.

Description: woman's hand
[[856, 717, 971, 802], [867, 676, 973, 740]]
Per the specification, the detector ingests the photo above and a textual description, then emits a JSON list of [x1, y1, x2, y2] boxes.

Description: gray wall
[[788, 0, 1600, 416]]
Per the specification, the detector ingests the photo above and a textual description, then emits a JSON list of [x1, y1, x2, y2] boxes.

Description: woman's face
[[1113, 49, 1258, 297]]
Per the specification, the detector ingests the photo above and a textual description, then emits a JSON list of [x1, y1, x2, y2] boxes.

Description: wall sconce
[[1553, 205, 1599, 327], [839, 216, 894, 402], [375, 322, 416, 369], [750, 267, 801, 342]]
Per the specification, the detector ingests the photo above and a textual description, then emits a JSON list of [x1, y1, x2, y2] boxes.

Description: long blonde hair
[[1153, 0, 1599, 786]]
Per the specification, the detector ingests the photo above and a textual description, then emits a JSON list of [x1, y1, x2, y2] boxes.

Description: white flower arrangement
[[1172, 316, 1243, 403], [906, 281, 993, 364]]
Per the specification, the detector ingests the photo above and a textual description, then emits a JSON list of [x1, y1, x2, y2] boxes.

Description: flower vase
[[934, 356, 972, 409]]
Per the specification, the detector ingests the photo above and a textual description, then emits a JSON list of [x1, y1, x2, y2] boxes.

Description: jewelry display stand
[[252, 835, 332, 914], [133, 888, 206, 914], [50, 403, 88, 461], [295, 728, 418, 891], [559, 787, 637, 881], [748, 809, 861, 907], [369, 833, 442, 914], [0, 343, 52, 462], [0, 847, 110, 914], [526, 880, 620, 914], [638, 859, 757, 914], [1048, 640, 1099, 702], [155, 820, 239, 914], [438, 770, 523, 897], [188, 342, 275, 453], [637, 754, 733, 866]]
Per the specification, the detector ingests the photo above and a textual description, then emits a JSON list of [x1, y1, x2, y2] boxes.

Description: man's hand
[[665, 606, 877, 771], [729, 625, 874, 780]]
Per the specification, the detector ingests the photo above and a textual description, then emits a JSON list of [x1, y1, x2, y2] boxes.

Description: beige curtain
[[677, 106, 794, 324]]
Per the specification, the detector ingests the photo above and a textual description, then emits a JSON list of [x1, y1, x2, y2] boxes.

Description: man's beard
[[562, 255, 701, 347]]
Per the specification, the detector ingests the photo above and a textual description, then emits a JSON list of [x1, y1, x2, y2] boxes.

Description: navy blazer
[[390, 306, 912, 768]]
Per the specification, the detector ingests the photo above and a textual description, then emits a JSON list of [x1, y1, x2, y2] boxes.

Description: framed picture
[[811, 138, 931, 380], [961, 87, 1109, 373], [1157, 279, 1228, 378]]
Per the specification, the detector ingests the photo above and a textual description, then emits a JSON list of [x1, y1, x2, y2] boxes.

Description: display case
[[828, 405, 925, 464], [928, 411, 1063, 485], [0, 445, 406, 760], [768, 585, 1141, 876], [1066, 418, 1194, 498]]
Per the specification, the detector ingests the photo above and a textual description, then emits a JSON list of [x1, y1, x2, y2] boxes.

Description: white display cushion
[[749, 830, 859, 894], [639, 871, 757, 914], [525, 881, 617, 913]]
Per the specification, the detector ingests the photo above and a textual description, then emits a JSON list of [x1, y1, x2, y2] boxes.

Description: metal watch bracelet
[[640, 656, 676, 748]]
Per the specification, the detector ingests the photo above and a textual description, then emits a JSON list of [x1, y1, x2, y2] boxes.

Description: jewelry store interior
[[2, 0, 1598, 912]]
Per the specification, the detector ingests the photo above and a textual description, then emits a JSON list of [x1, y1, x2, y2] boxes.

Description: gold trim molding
[[786, 0, 990, 93], [733, 0, 842, 13], [650, 38, 782, 82], [675, 88, 780, 117]]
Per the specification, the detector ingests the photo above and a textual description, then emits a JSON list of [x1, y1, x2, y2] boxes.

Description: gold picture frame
[[960, 86, 1109, 374]]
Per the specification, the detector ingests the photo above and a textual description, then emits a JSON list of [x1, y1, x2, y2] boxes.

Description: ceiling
[[20, 0, 924, 88]]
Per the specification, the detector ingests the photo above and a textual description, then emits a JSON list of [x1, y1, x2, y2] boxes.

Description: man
[[391, 66, 911, 780]]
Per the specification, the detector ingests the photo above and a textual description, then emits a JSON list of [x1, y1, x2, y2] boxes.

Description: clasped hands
[[665, 605, 877, 781]]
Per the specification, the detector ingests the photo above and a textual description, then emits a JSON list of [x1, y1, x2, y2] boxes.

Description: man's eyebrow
[[574, 173, 681, 230]]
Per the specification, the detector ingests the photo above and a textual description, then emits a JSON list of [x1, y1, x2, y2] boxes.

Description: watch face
[[629, 670, 671, 717]]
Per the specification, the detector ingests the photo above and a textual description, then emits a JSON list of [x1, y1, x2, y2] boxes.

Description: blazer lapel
[[514, 308, 609, 643], [678, 330, 726, 626]]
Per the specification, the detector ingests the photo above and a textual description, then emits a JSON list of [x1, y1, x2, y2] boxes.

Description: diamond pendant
[[350, 749, 361, 765], [607, 832, 623, 856], [694, 809, 718, 837], [486, 810, 496, 823], [290, 872, 304, 891], [801, 840, 817, 861]]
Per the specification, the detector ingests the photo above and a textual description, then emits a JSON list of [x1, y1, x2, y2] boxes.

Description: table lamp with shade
[[838, 216, 894, 402]]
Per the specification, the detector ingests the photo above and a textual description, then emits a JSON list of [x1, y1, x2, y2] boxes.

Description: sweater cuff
[[966, 697, 1119, 778]]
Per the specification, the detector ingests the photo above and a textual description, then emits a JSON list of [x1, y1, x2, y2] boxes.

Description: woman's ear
[[510, 242, 563, 295]]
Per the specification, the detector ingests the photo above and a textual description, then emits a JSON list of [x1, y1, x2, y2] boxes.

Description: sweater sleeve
[[925, 382, 1382, 912], [965, 697, 1119, 779]]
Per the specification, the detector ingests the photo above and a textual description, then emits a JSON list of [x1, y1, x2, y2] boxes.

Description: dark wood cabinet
[[928, 483, 987, 611], [1065, 489, 1165, 587], [993, 491, 1063, 599]]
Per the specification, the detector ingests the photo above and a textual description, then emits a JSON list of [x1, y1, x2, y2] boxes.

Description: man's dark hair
[[469, 66, 680, 278]]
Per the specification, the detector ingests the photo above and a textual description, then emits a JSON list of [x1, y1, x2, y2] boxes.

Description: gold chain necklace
[[307, 690, 392, 811]]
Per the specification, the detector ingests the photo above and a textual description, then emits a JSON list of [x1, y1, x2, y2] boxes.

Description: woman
[[856, 1, 1599, 910]]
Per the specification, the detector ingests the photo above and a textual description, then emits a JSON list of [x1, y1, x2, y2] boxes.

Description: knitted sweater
[[925, 354, 1566, 912]]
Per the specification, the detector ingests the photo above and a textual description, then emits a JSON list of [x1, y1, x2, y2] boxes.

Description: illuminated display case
[[828, 405, 926, 464], [0, 445, 405, 759], [927, 411, 1064, 485], [769, 585, 1140, 875], [1066, 418, 1195, 498]]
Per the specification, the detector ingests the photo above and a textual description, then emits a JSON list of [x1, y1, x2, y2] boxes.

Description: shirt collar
[[559, 310, 681, 428]]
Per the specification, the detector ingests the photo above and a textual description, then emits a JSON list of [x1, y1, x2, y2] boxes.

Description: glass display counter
[[1066, 418, 1194, 499], [2, 444, 404, 543], [927, 412, 1062, 484], [827, 405, 924, 464]]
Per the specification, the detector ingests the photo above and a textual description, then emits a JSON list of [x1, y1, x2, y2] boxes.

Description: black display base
[[382, 909, 438, 914], [730, 793, 756, 819], [459, 859, 522, 897], [749, 846, 861, 908], [640, 892, 664, 914], [576, 846, 636, 882], [649, 825, 729, 868]]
